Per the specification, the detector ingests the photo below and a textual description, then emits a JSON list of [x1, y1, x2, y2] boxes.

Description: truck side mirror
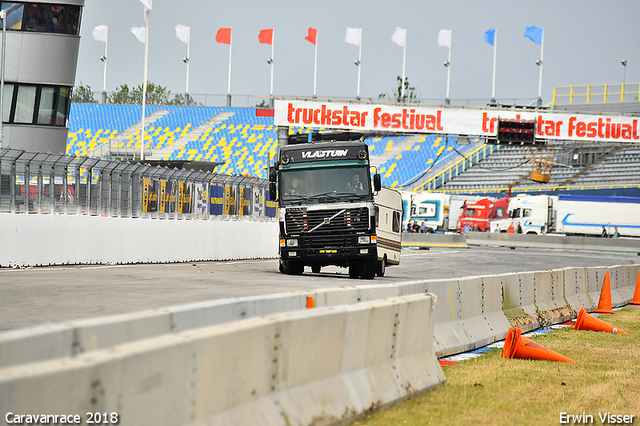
[[373, 173, 381, 192], [269, 182, 277, 201], [268, 165, 277, 182]]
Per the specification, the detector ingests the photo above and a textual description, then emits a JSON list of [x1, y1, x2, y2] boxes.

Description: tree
[[71, 83, 97, 103], [378, 76, 419, 104], [108, 82, 196, 106]]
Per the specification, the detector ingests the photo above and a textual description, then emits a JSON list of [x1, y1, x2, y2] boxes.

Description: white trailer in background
[[490, 193, 640, 237], [406, 192, 484, 232]]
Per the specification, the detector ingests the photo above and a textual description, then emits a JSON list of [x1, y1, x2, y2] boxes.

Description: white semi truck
[[489, 193, 640, 237]]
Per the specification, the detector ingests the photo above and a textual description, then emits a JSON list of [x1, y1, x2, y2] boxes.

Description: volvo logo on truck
[[301, 149, 349, 159]]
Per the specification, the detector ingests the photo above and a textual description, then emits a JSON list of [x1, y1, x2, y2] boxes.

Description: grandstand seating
[[67, 104, 278, 178], [67, 104, 465, 184], [67, 104, 640, 192]]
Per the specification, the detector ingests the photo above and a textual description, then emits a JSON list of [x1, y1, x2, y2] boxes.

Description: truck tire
[[349, 263, 359, 279], [360, 260, 376, 280], [311, 264, 321, 274], [280, 260, 304, 275], [376, 256, 386, 277]]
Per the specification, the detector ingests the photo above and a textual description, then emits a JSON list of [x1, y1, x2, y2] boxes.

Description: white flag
[[139, 0, 152, 17], [92, 24, 108, 43], [391, 27, 406, 47], [345, 27, 362, 46], [131, 27, 146, 43], [175, 24, 189, 44], [437, 29, 452, 48]]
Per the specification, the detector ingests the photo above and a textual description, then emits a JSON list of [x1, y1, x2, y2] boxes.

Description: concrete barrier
[[562, 267, 594, 312], [481, 275, 511, 341], [465, 232, 640, 254], [586, 267, 604, 311], [0, 311, 172, 369], [402, 279, 469, 357], [0, 214, 278, 267], [501, 272, 540, 332], [0, 294, 445, 426], [533, 270, 572, 323], [618, 264, 640, 304], [166, 294, 307, 333], [401, 233, 467, 248], [5, 263, 640, 369]]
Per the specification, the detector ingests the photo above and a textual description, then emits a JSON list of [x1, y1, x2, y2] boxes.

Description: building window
[[0, 2, 81, 35], [4, 83, 71, 127], [14, 85, 36, 123], [2, 83, 13, 122]]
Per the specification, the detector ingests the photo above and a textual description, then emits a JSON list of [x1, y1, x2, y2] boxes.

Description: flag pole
[[270, 29, 274, 108], [401, 28, 407, 100], [445, 29, 452, 105], [356, 28, 362, 100], [102, 25, 108, 104], [185, 26, 190, 105], [140, 15, 149, 161], [313, 29, 318, 98], [491, 28, 497, 103], [537, 27, 544, 106], [226, 26, 232, 107]]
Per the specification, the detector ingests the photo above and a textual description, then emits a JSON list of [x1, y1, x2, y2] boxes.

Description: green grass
[[353, 308, 640, 426]]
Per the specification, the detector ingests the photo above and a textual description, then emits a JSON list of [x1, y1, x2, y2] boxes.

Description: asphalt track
[[1, 246, 639, 332]]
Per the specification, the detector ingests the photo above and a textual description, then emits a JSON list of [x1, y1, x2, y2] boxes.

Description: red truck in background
[[457, 197, 510, 233]]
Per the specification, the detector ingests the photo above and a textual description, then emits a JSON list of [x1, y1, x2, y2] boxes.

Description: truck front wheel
[[360, 259, 377, 280], [279, 260, 304, 275]]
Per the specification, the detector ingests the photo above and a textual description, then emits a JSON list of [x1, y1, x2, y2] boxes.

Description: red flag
[[216, 27, 231, 45], [258, 28, 273, 45], [305, 27, 317, 45]]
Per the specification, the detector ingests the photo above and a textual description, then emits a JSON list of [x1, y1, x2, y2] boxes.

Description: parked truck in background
[[270, 138, 402, 279], [489, 193, 640, 237], [406, 192, 469, 233], [457, 196, 509, 233]]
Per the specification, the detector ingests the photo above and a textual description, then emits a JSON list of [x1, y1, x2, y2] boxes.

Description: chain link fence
[[0, 148, 276, 221]]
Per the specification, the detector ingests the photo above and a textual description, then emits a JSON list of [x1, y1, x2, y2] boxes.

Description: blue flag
[[524, 26, 543, 45], [484, 29, 495, 46]]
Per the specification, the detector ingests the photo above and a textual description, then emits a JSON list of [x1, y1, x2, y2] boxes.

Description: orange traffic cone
[[306, 296, 314, 309], [502, 327, 575, 363], [574, 306, 627, 334], [629, 269, 640, 306], [594, 271, 615, 314]]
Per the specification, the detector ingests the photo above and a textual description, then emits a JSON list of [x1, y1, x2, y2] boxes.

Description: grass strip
[[353, 308, 640, 426]]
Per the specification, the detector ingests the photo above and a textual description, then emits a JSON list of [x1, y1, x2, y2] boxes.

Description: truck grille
[[285, 207, 369, 236]]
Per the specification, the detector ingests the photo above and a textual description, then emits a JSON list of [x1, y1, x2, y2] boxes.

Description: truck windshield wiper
[[313, 191, 362, 198]]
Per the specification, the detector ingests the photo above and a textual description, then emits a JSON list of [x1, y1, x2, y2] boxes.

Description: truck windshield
[[280, 166, 370, 203], [411, 203, 437, 218]]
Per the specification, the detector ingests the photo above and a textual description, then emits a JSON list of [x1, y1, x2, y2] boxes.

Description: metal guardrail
[[0, 148, 276, 221], [552, 83, 640, 105], [402, 231, 640, 254]]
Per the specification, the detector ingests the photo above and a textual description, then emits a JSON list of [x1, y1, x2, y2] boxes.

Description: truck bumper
[[280, 244, 377, 263]]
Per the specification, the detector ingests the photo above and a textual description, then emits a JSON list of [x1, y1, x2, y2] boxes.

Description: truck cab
[[409, 192, 450, 232], [270, 139, 401, 279], [490, 194, 553, 234], [457, 197, 493, 232]]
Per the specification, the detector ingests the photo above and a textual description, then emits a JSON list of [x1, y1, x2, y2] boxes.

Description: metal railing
[[552, 83, 640, 105], [0, 148, 276, 220]]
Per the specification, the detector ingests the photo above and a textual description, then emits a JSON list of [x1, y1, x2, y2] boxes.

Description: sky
[[74, 0, 640, 107]]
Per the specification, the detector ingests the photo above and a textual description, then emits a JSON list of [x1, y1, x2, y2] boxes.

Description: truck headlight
[[357, 236, 370, 244], [287, 239, 299, 247]]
